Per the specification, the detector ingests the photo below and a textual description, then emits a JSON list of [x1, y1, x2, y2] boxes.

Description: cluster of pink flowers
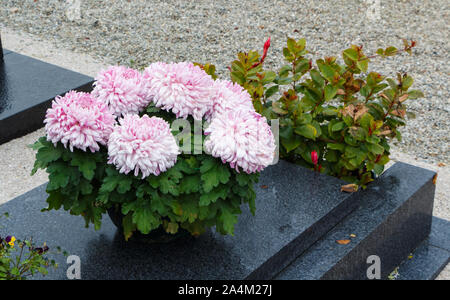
[[92, 66, 150, 117], [204, 110, 275, 174], [107, 115, 179, 178], [44, 61, 275, 176], [44, 91, 115, 152]]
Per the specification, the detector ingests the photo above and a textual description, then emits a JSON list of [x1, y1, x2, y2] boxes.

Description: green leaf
[[235, 172, 258, 187], [46, 163, 79, 191], [79, 180, 93, 195], [327, 143, 345, 151], [199, 185, 229, 206], [44, 191, 64, 211], [407, 90, 424, 99], [356, 59, 369, 72], [262, 71, 277, 84], [318, 63, 336, 82], [278, 65, 292, 77], [295, 60, 310, 74], [343, 49, 359, 60], [200, 159, 231, 193], [179, 175, 201, 194], [70, 152, 96, 180], [99, 173, 120, 194], [295, 124, 317, 140], [122, 203, 160, 235], [36, 143, 62, 165], [199, 157, 216, 173], [324, 84, 338, 101], [218, 204, 238, 235], [281, 136, 302, 153], [385, 46, 397, 56], [287, 38, 297, 54], [172, 197, 199, 223], [277, 77, 292, 85], [402, 76, 414, 90], [265, 85, 279, 98], [122, 213, 136, 241], [331, 121, 346, 132], [367, 143, 385, 155], [117, 177, 133, 194], [158, 167, 183, 196], [373, 164, 385, 175], [310, 69, 324, 87], [231, 71, 245, 85], [29, 136, 47, 151]]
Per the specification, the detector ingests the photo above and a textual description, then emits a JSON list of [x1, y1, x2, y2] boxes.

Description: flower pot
[[107, 206, 190, 244]]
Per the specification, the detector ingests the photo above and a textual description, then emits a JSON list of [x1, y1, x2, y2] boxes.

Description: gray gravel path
[[1, 0, 449, 164]]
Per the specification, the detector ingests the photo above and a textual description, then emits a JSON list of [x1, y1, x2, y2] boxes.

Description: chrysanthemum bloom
[[92, 66, 150, 116], [107, 114, 179, 178], [143, 62, 214, 120], [204, 110, 276, 173], [208, 79, 254, 120], [44, 91, 116, 152]]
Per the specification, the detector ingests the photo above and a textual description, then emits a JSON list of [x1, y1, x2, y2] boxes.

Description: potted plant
[[228, 38, 423, 190], [31, 63, 276, 241]]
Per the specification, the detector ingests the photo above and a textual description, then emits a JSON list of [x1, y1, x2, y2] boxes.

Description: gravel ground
[[1, 0, 449, 164]]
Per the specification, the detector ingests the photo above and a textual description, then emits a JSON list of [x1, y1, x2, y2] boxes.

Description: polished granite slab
[[397, 217, 450, 280], [0, 50, 93, 144], [276, 162, 437, 280], [0, 160, 364, 280]]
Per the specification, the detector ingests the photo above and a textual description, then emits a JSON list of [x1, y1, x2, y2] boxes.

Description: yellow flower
[[8, 236, 16, 247]]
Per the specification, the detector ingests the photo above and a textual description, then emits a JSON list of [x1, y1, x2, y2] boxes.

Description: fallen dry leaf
[[350, 234, 356, 238], [261, 185, 268, 189], [438, 162, 446, 167], [433, 174, 438, 185], [341, 184, 358, 193], [336, 239, 351, 245]]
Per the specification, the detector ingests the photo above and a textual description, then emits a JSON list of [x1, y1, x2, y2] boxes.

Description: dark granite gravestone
[[0, 161, 438, 280], [0, 44, 94, 144], [0, 35, 3, 60], [0, 160, 365, 280], [276, 162, 438, 280]]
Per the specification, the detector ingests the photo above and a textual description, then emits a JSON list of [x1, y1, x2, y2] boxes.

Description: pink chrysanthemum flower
[[44, 91, 116, 152], [207, 79, 254, 120], [204, 110, 276, 173], [92, 66, 150, 116], [143, 62, 214, 120], [107, 114, 179, 178]]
